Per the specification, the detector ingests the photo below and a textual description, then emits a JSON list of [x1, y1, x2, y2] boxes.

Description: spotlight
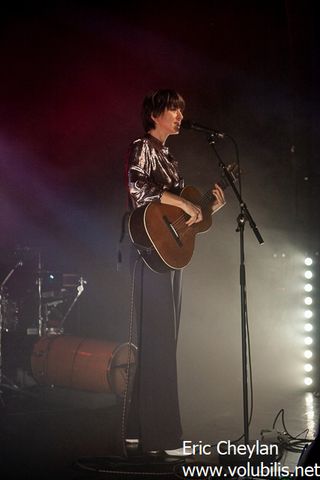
[[304, 297, 313, 305], [304, 258, 313, 266], [305, 271, 313, 279], [304, 350, 313, 359], [304, 364, 313, 373], [304, 337, 313, 345], [304, 310, 313, 319], [304, 377, 313, 386], [304, 323, 313, 332], [304, 284, 313, 292]]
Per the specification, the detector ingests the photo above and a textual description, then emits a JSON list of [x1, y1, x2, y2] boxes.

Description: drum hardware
[[13, 246, 47, 336], [27, 246, 86, 336], [62, 273, 80, 287], [26, 327, 39, 336], [40, 276, 87, 335], [58, 276, 87, 331], [0, 245, 90, 402], [45, 299, 64, 307], [0, 260, 24, 405], [19, 248, 53, 336], [43, 299, 65, 336], [2, 294, 19, 333], [36, 250, 44, 337]]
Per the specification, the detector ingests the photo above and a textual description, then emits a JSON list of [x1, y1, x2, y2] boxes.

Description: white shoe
[[164, 447, 193, 457]]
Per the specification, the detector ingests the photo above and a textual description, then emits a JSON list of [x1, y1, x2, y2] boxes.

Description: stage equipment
[[13, 247, 86, 336], [208, 132, 264, 447], [0, 260, 23, 404], [298, 424, 319, 468], [2, 294, 19, 333], [42, 275, 87, 335], [181, 118, 225, 139], [182, 126, 264, 452], [36, 250, 44, 336], [31, 335, 137, 396]]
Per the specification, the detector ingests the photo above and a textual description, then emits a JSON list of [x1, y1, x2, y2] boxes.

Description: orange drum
[[31, 335, 137, 396]]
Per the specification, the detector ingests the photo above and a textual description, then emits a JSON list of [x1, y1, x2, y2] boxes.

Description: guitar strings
[[169, 191, 214, 236], [164, 165, 236, 238]]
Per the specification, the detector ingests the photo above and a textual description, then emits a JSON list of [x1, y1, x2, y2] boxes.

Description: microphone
[[181, 119, 225, 139]]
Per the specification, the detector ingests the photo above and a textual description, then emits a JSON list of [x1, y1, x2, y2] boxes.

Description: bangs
[[167, 93, 185, 111]]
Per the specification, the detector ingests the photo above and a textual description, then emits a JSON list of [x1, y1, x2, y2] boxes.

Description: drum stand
[[42, 276, 87, 334], [59, 276, 87, 330], [0, 261, 23, 405], [36, 251, 45, 337]]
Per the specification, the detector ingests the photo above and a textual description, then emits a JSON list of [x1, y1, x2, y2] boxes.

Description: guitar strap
[[117, 211, 130, 271]]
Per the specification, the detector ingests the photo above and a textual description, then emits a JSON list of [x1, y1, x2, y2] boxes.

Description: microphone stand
[[208, 133, 264, 447]]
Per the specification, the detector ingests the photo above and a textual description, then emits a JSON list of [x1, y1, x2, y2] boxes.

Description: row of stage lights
[[303, 257, 315, 387]]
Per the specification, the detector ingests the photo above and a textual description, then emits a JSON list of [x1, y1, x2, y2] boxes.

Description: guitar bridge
[[163, 216, 183, 247]]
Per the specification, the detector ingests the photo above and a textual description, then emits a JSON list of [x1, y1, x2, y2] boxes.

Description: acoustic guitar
[[128, 164, 238, 273]]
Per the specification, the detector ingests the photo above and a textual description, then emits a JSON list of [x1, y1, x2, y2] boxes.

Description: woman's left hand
[[211, 183, 226, 213]]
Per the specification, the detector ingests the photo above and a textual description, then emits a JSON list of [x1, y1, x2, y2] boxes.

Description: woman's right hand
[[181, 199, 203, 226], [160, 191, 203, 226]]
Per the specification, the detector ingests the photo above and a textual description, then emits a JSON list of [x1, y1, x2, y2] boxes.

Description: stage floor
[[0, 383, 318, 480]]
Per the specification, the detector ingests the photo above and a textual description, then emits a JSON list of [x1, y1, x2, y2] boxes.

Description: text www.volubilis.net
[[181, 462, 320, 478]]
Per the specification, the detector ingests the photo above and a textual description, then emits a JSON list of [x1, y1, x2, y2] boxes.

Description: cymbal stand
[[36, 251, 44, 336], [0, 261, 23, 405], [59, 277, 87, 330]]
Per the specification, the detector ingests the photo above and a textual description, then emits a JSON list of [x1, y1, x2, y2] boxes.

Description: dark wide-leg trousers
[[126, 252, 183, 451]]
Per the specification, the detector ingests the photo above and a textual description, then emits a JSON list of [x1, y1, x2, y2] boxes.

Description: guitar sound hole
[[163, 216, 183, 247]]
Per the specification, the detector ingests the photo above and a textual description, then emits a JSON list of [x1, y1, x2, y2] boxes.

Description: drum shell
[[31, 335, 136, 395]]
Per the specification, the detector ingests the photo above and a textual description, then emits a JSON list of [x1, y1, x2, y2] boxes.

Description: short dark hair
[[141, 89, 185, 133]]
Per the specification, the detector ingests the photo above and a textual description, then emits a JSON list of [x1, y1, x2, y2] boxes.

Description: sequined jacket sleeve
[[127, 136, 184, 209]]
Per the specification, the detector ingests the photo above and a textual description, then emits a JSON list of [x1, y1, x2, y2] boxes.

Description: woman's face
[[152, 107, 183, 136]]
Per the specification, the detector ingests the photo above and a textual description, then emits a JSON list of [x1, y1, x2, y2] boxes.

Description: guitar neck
[[199, 177, 228, 210]]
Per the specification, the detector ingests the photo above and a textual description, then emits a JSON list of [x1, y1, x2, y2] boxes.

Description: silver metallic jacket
[[127, 134, 184, 209]]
